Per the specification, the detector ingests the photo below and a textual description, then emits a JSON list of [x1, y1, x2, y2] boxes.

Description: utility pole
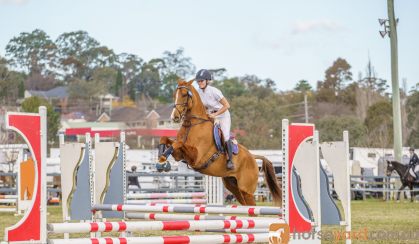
[[304, 93, 309, 123], [379, 0, 403, 161]]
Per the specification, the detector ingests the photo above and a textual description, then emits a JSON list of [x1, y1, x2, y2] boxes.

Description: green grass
[[0, 199, 418, 243]]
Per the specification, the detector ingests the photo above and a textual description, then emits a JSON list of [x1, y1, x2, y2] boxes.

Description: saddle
[[213, 124, 239, 154]]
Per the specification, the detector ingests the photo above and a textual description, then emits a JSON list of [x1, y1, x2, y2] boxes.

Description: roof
[[154, 104, 173, 120], [28, 86, 68, 99], [110, 107, 148, 122], [64, 128, 177, 137], [62, 121, 126, 129]]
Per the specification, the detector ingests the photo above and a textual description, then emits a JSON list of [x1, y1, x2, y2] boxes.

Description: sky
[[0, 0, 418, 92]]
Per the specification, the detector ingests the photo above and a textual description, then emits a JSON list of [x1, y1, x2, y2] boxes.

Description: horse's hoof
[[156, 163, 164, 172], [163, 162, 171, 172], [159, 156, 167, 163]]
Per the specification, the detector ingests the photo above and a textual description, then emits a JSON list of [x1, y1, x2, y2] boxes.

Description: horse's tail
[[253, 155, 282, 206]]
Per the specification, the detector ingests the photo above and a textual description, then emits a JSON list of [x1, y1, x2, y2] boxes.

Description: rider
[[195, 69, 234, 170], [407, 147, 419, 178]]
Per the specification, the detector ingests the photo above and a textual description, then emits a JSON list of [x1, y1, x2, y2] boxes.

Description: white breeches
[[215, 111, 231, 141]]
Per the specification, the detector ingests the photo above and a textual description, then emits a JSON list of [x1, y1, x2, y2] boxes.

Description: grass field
[[0, 199, 418, 243]]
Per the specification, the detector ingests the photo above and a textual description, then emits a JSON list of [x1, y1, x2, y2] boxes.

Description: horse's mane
[[387, 160, 405, 166]]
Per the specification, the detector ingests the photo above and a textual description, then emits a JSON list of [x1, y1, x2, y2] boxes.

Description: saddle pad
[[232, 139, 239, 155], [213, 124, 224, 153], [213, 124, 239, 154]]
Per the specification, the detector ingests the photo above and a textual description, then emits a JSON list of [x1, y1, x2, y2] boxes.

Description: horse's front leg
[[158, 137, 176, 162], [397, 185, 406, 202]]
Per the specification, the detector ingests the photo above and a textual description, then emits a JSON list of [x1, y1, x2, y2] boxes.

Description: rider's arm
[[414, 154, 419, 164], [212, 98, 230, 117]]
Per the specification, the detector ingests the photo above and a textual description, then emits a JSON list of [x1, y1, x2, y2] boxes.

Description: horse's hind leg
[[410, 185, 415, 202], [241, 191, 256, 206], [222, 177, 246, 205]]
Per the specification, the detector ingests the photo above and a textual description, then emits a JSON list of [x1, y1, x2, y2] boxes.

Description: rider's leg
[[226, 139, 234, 170], [218, 113, 234, 170], [403, 166, 412, 181]]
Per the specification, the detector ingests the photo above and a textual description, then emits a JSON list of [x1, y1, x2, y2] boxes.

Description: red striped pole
[[127, 192, 206, 199], [48, 233, 270, 244], [93, 204, 282, 216], [48, 219, 276, 233]]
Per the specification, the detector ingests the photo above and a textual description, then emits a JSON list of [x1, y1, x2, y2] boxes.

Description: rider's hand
[[208, 113, 216, 119]]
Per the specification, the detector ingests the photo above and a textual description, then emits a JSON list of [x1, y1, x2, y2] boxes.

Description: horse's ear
[[187, 79, 194, 85], [177, 79, 184, 84]]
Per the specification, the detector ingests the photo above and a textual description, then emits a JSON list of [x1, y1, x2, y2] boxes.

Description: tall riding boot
[[403, 167, 410, 182], [226, 140, 235, 170]]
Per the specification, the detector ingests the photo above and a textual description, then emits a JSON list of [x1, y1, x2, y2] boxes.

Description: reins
[[175, 85, 211, 143]]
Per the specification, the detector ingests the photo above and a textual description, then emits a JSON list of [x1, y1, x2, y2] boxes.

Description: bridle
[[386, 163, 393, 176], [173, 85, 211, 141], [173, 85, 192, 122]]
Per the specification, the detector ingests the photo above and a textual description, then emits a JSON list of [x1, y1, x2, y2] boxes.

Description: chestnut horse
[[158, 79, 281, 206]]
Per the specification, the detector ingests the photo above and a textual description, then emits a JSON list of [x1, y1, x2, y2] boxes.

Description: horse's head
[[171, 79, 194, 123], [386, 160, 395, 176]]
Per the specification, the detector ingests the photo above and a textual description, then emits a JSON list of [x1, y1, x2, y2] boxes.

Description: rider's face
[[198, 80, 207, 89]]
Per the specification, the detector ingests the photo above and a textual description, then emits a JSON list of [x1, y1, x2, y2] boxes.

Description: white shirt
[[197, 85, 228, 117]]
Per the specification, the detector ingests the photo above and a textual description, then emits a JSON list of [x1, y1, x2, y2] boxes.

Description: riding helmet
[[409, 147, 415, 152], [195, 69, 212, 81]]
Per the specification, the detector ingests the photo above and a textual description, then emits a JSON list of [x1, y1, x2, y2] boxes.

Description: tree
[[161, 47, 195, 78], [339, 82, 358, 109], [5, 29, 57, 76], [56, 31, 116, 80], [213, 77, 249, 99], [67, 78, 106, 100], [317, 58, 352, 102], [230, 94, 285, 149], [134, 59, 164, 100], [406, 87, 419, 147], [364, 100, 393, 147], [0, 56, 26, 105], [294, 80, 312, 93], [316, 116, 367, 147], [359, 58, 389, 105], [240, 75, 275, 99], [159, 48, 195, 102], [117, 53, 143, 98], [91, 67, 118, 94], [25, 73, 57, 91], [21, 97, 60, 146], [114, 70, 123, 97], [209, 68, 227, 81]]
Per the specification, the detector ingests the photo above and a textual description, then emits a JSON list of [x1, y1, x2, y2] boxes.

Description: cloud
[[0, 0, 29, 5], [291, 20, 343, 35], [251, 34, 298, 55]]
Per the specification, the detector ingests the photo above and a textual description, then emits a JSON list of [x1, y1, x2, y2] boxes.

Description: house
[[25, 86, 68, 113], [60, 104, 178, 148]]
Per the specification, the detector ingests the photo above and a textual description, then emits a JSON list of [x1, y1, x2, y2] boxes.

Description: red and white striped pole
[[48, 219, 276, 233], [48, 233, 270, 244]]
